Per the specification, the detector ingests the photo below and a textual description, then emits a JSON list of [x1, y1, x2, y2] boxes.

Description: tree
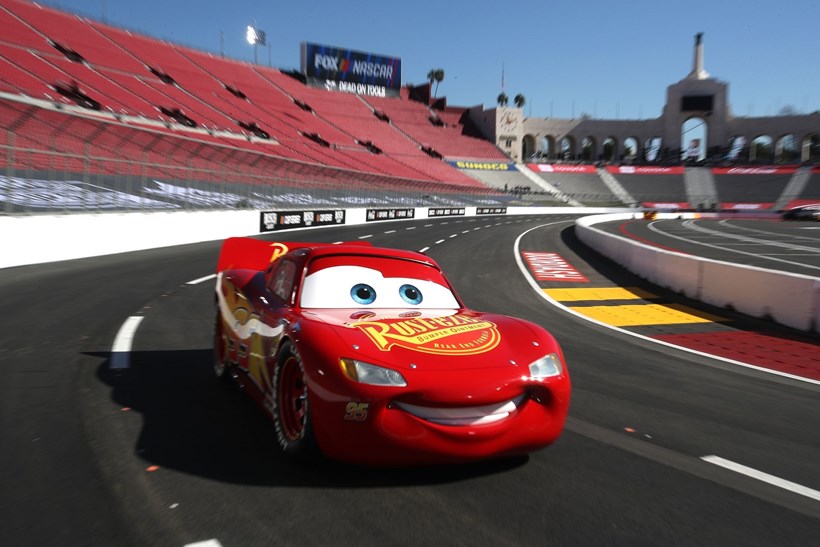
[[514, 93, 525, 108], [497, 92, 508, 106], [427, 68, 445, 98]]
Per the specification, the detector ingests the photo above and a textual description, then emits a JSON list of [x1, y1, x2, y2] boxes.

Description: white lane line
[[384, 230, 396, 234], [449, 234, 458, 238], [358, 234, 373, 239], [406, 227, 416, 230], [186, 273, 216, 285], [701, 455, 820, 502], [462, 230, 470, 234], [419, 246, 430, 253], [435, 239, 445, 244], [424, 224, 433, 227], [110, 316, 144, 370]]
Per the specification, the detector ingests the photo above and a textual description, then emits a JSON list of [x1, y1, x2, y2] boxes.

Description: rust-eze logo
[[352, 314, 501, 355]]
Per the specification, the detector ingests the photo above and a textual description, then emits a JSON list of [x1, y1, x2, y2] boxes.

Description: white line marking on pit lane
[[184, 540, 224, 547], [384, 230, 396, 234], [435, 239, 445, 244], [701, 456, 820, 502], [110, 316, 144, 370], [186, 273, 216, 285], [358, 234, 373, 239], [419, 246, 430, 253]]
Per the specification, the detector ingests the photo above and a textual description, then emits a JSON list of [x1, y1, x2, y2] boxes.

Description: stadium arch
[[476, 34, 818, 166]]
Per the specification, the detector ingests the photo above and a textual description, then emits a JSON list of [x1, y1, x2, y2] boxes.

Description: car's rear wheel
[[272, 341, 316, 458], [213, 312, 232, 382]]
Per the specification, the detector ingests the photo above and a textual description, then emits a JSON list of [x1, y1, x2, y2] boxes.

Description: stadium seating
[[0, 0, 509, 195]]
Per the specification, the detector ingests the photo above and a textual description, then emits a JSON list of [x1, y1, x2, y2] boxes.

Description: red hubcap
[[278, 356, 307, 441]]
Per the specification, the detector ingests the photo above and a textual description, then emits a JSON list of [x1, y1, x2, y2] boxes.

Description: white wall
[[576, 213, 820, 333], [0, 206, 630, 269]]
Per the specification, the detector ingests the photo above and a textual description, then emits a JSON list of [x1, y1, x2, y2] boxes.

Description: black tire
[[271, 341, 317, 459]]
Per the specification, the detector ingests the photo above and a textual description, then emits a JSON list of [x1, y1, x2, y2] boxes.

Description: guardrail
[[575, 213, 820, 333]]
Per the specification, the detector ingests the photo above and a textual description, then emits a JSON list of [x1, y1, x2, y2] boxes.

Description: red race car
[[214, 237, 571, 465]]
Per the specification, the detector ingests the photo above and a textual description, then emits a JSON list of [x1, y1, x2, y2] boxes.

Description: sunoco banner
[[448, 161, 517, 171], [260, 210, 346, 232], [301, 42, 401, 97]]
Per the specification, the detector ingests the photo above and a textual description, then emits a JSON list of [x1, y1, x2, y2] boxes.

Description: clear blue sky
[[46, 0, 819, 120]]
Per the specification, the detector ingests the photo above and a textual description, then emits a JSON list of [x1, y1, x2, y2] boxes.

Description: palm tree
[[426, 68, 445, 98], [514, 93, 526, 108], [497, 92, 508, 106]]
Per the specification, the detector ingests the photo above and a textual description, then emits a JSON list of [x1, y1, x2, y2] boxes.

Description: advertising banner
[[301, 42, 401, 98], [428, 207, 466, 217], [720, 203, 775, 210], [448, 161, 517, 171], [606, 166, 686, 175], [712, 166, 800, 175], [530, 164, 597, 174], [642, 202, 689, 210], [476, 207, 508, 215], [365, 208, 415, 221], [260, 210, 346, 232]]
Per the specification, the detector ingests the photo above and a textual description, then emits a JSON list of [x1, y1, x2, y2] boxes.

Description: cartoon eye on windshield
[[351, 283, 377, 305], [300, 259, 458, 309], [399, 284, 423, 305]]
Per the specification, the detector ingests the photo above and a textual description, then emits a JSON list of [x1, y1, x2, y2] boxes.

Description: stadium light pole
[[246, 25, 267, 65]]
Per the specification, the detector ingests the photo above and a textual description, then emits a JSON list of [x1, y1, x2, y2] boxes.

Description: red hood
[[299, 308, 557, 371]]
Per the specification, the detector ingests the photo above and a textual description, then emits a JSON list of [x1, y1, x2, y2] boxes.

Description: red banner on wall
[[712, 166, 799, 175], [606, 166, 685, 175], [720, 203, 775, 210], [530, 164, 597, 174]]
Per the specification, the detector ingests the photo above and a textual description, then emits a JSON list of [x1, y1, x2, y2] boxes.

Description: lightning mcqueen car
[[214, 237, 570, 465]]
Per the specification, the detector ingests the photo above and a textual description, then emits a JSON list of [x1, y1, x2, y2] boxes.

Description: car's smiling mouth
[[393, 395, 526, 426]]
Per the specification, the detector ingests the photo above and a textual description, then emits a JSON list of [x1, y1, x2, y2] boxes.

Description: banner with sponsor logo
[[366, 208, 415, 221], [476, 207, 507, 215], [606, 166, 686, 175], [529, 164, 597, 174], [712, 166, 800, 175], [720, 203, 775, 210], [642, 202, 689, 210], [448, 161, 517, 171], [301, 42, 400, 98], [260, 210, 346, 232], [428, 207, 465, 217]]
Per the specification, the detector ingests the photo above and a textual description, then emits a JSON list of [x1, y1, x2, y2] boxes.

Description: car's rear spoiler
[[216, 237, 372, 273]]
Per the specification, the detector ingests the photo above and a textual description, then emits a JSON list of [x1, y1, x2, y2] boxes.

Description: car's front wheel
[[271, 341, 317, 458]]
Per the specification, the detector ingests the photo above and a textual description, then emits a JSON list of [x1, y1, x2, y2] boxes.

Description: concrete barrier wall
[[0, 206, 627, 269], [576, 213, 820, 333]]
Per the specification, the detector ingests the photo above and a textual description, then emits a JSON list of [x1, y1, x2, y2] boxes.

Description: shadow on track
[[90, 349, 528, 488]]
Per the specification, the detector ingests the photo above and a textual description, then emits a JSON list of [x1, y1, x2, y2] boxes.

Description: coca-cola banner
[[530, 164, 597, 174], [712, 166, 799, 175], [606, 166, 685, 175]]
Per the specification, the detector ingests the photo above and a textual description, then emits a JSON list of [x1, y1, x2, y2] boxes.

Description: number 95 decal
[[344, 402, 369, 422]]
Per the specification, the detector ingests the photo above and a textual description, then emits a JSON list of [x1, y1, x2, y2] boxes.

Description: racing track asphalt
[[0, 214, 818, 546]]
